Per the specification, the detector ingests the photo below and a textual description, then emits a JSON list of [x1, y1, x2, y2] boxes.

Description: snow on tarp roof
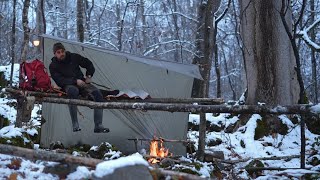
[[41, 34, 203, 80]]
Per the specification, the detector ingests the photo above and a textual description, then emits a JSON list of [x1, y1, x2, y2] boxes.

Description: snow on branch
[[297, 18, 320, 52]]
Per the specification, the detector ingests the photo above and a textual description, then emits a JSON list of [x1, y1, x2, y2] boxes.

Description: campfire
[[148, 137, 171, 164]]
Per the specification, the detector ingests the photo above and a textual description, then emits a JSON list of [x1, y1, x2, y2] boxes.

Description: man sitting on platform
[[49, 42, 109, 133]]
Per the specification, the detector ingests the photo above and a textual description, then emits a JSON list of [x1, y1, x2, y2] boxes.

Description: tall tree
[[140, 0, 147, 54], [192, 0, 221, 161], [310, 0, 318, 103], [240, 0, 300, 106], [21, 0, 31, 61], [168, 0, 182, 62], [85, 0, 94, 42], [77, 0, 84, 42], [116, 2, 122, 51], [35, 0, 45, 56], [213, 0, 231, 98], [41, 0, 46, 34], [9, 0, 17, 86]]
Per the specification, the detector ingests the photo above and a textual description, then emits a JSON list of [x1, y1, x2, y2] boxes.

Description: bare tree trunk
[[77, 0, 84, 42], [213, 0, 231, 99], [117, 2, 130, 51], [222, 48, 237, 100], [213, 18, 221, 98], [116, 2, 122, 51], [280, 0, 306, 104], [240, 0, 300, 106], [35, 0, 44, 57], [36, 0, 44, 36], [9, 0, 17, 86], [21, 0, 31, 61], [62, 0, 68, 39], [241, 0, 304, 168], [279, 0, 308, 169], [41, 0, 46, 34], [85, 0, 94, 42], [140, 0, 147, 54], [129, 2, 139, 53], [168, 0, 182, 62], [97, 0, 108, 46], [192, 0, 221, 161], [310, 0, 318, 103]]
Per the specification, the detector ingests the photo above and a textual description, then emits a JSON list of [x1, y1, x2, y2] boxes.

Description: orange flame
[[148, 138, 170, 164]]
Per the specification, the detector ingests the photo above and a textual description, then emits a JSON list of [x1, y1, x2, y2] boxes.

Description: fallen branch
[[0, 144, 103, 167], [214, 155, 301, 164], [244, 167, 311, 171]]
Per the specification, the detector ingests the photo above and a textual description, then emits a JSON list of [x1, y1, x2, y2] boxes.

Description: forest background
[[0, 0, 317, 104]]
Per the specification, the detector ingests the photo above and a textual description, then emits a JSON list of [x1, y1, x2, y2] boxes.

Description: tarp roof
[[41, 35, 203, 80]]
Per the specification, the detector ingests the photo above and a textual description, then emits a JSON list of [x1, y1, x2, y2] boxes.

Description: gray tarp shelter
[[40, 35, 202, 155]]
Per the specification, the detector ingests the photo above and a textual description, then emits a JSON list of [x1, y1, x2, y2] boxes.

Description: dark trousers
[[64, 84, 104, 130]]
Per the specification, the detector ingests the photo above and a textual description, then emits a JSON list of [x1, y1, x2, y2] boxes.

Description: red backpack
[[19, 59, 52, 91]]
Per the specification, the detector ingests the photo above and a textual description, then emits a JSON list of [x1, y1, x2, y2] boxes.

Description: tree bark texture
[[4, 87, 224, 105], [9, 0, 17, 86], [20, 96, 320, 115], [77, 0, 84, 42], [21, 0, 31, 61], [35, 0, 44, 55], [41, 0, 46, 34], [310, 0, 318, 103], [240, 0, 300, 105], [192, 0, 221, 162], [85, 0, 94, 42], [0, 144, 103, 167], [116, 2, 123, 51], [192, 0, 220, 98]]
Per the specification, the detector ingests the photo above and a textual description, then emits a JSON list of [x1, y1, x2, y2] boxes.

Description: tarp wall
[[40, 35, 202, 155]]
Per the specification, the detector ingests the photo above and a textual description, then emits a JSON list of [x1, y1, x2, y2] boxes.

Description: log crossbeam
[[3, 88, 320, 115]]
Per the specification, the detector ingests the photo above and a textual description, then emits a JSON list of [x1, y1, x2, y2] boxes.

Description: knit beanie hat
[[53, 42, 65, 53]]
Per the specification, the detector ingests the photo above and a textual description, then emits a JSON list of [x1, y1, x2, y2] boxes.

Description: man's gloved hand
[[76, 79, 86, 87], [85, 75, 92, 84]]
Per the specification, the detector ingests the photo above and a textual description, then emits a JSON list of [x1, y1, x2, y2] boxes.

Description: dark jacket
[[49, 51, 95, 88]]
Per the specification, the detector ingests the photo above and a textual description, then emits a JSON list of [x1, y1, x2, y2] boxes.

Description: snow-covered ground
[[0, 64, 319, 179]]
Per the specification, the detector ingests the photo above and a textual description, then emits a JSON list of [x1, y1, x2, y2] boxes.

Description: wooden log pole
[[0, 144, 103, 167], [15, 96, 36, 127], [27, 96, 320, 115], [110, 97, 225, 104], [5, 88, 64, 97], [4, 88, 224, 104]]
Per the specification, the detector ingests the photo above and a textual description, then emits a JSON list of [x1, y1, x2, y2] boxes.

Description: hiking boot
[[94, 127, 110, 133], [73, 127, 81, 132]]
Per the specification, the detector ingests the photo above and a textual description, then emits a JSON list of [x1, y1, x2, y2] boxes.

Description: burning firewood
[[147, 137, 172, 164]]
